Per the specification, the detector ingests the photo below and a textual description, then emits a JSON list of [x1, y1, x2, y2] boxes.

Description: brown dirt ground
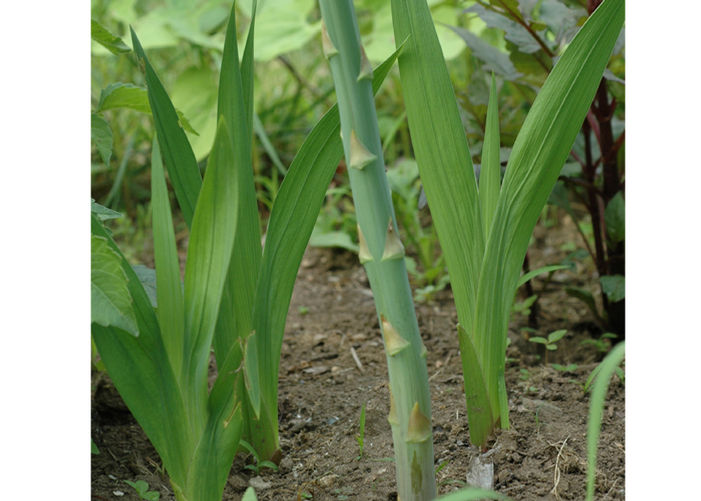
[[91, 214, 625, 500]]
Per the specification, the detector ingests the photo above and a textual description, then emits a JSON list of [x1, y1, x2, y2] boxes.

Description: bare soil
[[91, 216, 625, 500]]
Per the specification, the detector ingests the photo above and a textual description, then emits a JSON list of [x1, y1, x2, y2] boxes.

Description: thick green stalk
[[319, 2, 436, 499]]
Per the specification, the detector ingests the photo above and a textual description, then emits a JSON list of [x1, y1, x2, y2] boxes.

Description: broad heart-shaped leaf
[[98, 83, 151, 113], [244, 45, 404, 425], [91, 234, 138, 337], [97, 83, 199, 135], [476, 0, 624, 423], [91, 215, 193, 488], [91, 113, 113, 167], [131, 29, 203, 228], [91, 19, 131, 55], [170, 66, 218, 161], [237, 0, 320, 62]]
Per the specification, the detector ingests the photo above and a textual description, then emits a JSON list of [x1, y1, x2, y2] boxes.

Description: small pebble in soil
[[227, 473, 249, 491], [319, 474, 339, 488], [248, 476, 272, 490], [279, 456, 293, 472]]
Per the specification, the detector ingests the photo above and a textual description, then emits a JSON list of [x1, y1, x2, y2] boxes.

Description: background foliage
[[92, 0, 624, 335]]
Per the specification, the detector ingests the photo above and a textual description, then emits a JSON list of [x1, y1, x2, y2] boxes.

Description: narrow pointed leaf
[[183, 117, 239, 430], [91, 215, 192, 487], [245, 46, 403, 420], [241, 0, 257, 135], [131, 28, 202, 227], [475, 0, 624, 423], [151, 135, 185, 379], [586, 342, 624, 501], [213, 1, 260, 396], [517, 264, 570, 287], [480, 74, 501, 240], [253, 113, 287, 175], [185, 374, 244, 501], [391, 0, 484, 331], [456, 325, 494, 447]]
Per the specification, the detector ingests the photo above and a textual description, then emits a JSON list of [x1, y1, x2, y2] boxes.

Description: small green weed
[[356, 402, 367, 460], [581, 332, 618, 353], [529, 329, 567, 364], [529, 329, 567, 351], [124, 479, 160, 501], [240, 440, 280, 475], [512, 295, 538, 317], [551, 363, 578, 373]]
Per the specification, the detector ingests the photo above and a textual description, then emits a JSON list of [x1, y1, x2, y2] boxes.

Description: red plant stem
[[582, 119, 607, 278], [595, 80, 623, 202]]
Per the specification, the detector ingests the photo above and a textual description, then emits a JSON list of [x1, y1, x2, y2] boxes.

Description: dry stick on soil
[[318, 1, 436, 499], [549, 436, 569, 500], [350, 346, 364, 373]]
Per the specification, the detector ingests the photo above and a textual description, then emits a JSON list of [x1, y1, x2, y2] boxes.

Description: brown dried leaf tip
[[321, 22, 338, 59], [357, 45, 373, 81], [406, 402, 431, 443], [381, 217, 405, 261], [357, 225, 372, 264], [381, 315, 410, 356], [349, 130, 377, 170], [388, 385, 400, 426]]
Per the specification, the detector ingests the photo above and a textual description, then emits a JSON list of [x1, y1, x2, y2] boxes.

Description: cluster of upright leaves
[[90, 3, 269, 498], [449, 0, 626, 334], [91, 1, 408, 497], [390, 0, 624, 447], [91, 5, 253, 497]]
